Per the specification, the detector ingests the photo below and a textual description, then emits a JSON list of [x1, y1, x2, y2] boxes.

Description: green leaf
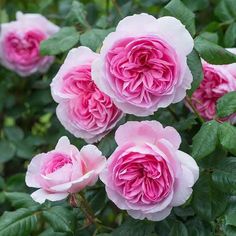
[[169, 221, 188, 236], [39, 228, 69, 236], [199, 32, 219, 44], [194, 36, 236, 64], [42, 206, 75, 234], [112, 218, 155, 236], [98, 133, 117, 157], [187, 49, 203, 96], [4, 126, 24, 142], [212, 157, 236, 194], [215, 0, 236, 22], [66, 0, 89, 28], [164, 0, 195, 35], [224, 23, 236, 47], [217, 91, 236, 118], [0, 208, 39, 236], [192, 174, 228, 221], [5, 192, 38, 208], [6, 173, 27, 192], [0, 140, 16, 163], [80, 28, 114, 52], [40, 27, 80, 55], [218, 122, 236, 155], [15, 140, 34, 159], [192, 120, 220, 160], [182, 0, 209, 11], [186, 218, 213, 236]]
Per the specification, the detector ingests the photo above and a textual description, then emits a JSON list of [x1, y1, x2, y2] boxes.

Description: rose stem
[[185, 95, 205, 124]]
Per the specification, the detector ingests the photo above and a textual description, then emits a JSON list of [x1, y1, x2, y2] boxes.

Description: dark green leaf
[[0, 208, 39, 236], [215, 0, 236, 22], [187, 49, 203, 96], [80, 28, 114, 52], [199, 32, 218, 44], [6, 174, 27, 192], [112, 218, 155, 236], [224, 23, 236, 47], [192, 174, 228, 221], [0, 140, 15, 163], [4, 126, 24, 142], [66, 0, 89, 28], [15, 140, 34, 159], [40, 27, 80, 55], [192, 120, 220, 160], [42, 206, 75, 234], [212, 157, 236, 193], [169, 221, 188, 236], [186, 218, 213, 236], [182, 0, 209, 11], [164, 0, 195, 35], [217, 91, 236, 118], [194, 36, 236, 64], [39, 228, 69, 236], [218, 122, 236, 155], [5, 192, 38, 208]]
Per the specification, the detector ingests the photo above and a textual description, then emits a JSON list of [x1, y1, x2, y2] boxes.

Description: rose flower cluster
[[2, 12, 235, 221]]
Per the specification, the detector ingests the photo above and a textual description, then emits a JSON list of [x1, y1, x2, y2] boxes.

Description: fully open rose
[[100, 121, 199, 221], [92, 13, 194, 116], [51, 46, 123, 143], [0, 12, 59, 76], [191, 56, 236, 122], [25, 136, 106, 203]]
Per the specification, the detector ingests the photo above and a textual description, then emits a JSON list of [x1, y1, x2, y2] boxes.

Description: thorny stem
[[69, 193, 95, 225], [186, 96, 205, 124]]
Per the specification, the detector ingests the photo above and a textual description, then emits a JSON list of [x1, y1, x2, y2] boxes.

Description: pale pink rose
[[100, 121, 199, 221], [191, 60, 236, 122], [51, 46, 123, 143], [92, 13, 194, 116], [25, 136, 106, 204], [0, 12, 59, 76]]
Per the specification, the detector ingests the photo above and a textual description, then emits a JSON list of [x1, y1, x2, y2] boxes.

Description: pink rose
[[0, 12, 59, 76], [92, 13, 194, 116], [51, 46, 123, 143], [100, 121, 199, 221], [191, 59, 236, 122], [25, 136, 106, 203]]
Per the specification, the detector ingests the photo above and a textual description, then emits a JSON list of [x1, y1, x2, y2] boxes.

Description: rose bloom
[[191, 58, 236, 122], [51, 46, 123, 143], [92, 13, 194, 116], [0, 12, 59, 76], [25, 136, 106, 204], [100, 121, 199, 221]]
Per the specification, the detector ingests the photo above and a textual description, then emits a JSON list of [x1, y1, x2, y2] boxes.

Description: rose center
[[42, 153, 72, 175], [114, 153, 173, 204]]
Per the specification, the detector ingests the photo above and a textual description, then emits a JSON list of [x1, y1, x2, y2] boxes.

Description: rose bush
[[0, 12, 59, 76], [1, 0, 236, 236]]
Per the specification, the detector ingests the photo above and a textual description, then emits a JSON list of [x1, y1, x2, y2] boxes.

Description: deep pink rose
[[26, 136, 106, 203], [51, 46, 123, 143], [0, 12, 59, 76], [191, 60, 236, 122], [92, 13, 194, 116], [100, 121, 199, 221]]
